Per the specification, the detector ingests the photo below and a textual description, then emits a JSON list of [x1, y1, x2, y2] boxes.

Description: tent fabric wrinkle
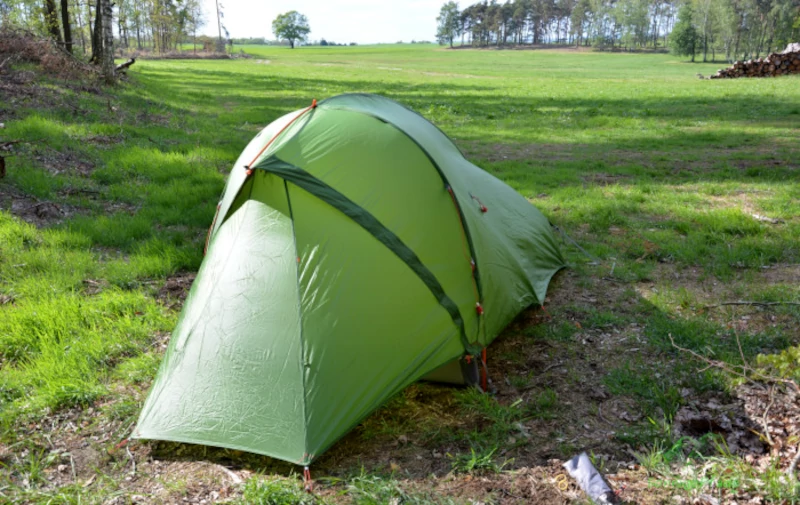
[[134, 93, 566, 467]]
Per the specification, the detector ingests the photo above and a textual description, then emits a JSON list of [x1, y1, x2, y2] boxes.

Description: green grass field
[[1, 43, 799, 504]]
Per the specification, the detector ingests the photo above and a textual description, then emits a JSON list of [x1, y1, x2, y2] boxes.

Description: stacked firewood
[[710, 44, 800, 79]]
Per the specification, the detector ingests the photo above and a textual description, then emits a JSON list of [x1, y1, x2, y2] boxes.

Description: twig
[[0, 139, 42, 151], [668, 333, 800, 393], [0, 56, 12, 71], [750, 213, 784, 224], [759, 385, 775, 447], [0, 140, 24, 150], [126, 446, 136, 475], [788, 443, 800, 478], [60, 188, 100, 196], [705, 301, 800, 309], [541, 361, 563, 374], [31, 201, 60, 210], [215, 464, 242, 484]]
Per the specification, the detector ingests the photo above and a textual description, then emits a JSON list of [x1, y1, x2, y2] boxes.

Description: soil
[[157, 273, 197, 310], [0, 183, 83, 227]]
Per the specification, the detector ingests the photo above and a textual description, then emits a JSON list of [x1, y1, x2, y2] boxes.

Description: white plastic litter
[[563, 452, 617, 504]]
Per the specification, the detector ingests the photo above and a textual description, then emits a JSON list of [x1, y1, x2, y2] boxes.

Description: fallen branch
[[705, 301, 800, 309], [0, 140, 25, 150], [115, 58, 136, 73], [751, 213, 784, 224]]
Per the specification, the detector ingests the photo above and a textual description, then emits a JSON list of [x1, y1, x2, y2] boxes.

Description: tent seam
[[284, 180, 311, 466], [255, 157, 480, 355], [317, 101, 483, 305]]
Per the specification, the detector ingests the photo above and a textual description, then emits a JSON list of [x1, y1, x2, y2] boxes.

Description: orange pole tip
[[311, 99, 318, 108]]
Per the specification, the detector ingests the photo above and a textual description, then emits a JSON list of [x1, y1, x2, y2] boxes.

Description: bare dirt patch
[[0, 71, 72, 115], [641, 263, 800, 339], [760, 264, 800, 284], [32, 146, 96, 177], [582, 173, 631, 186], [83, 134, 124, 148], [157, 272, 196, 310], [0, 184, 84, 227]]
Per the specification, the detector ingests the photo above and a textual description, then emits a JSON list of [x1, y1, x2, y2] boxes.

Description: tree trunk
[[76, 0, 86, 53], [101, 0, 114, 83], [117, 0, 125, 49], [44, 0, 64, 46], [215, 0, 223, 49], [91, 0, 102, 63], [703, 33, 708, 62], [59, 0, 73, 53]]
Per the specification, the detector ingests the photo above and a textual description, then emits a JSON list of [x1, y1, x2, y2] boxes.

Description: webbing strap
[[255, 156, 481, 355]]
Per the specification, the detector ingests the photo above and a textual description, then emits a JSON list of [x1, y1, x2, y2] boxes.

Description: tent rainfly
[[134, 93, 566, 466]]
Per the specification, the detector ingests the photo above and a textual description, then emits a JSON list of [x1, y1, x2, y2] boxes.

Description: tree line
[[437, 0, 800, 61], [0, 0, 207, 55]]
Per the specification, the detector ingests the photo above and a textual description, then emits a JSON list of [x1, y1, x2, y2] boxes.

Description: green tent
[[133, 94, 565, 466]]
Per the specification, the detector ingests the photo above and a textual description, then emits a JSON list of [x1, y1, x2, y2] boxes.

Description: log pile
[[710, 44, 800, 79]]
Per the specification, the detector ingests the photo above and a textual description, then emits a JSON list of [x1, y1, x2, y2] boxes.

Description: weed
[[238, 476, 320, 505], [604, 362, 683, 420], [524, 320, 577, 342], [449, 446, 508, 474], [336, 469, 453, 505], [526, 388, 559, 420]]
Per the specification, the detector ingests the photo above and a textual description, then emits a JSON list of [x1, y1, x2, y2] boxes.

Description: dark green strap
[[318, 97, 483, 299], [255, 156, 480, 355]]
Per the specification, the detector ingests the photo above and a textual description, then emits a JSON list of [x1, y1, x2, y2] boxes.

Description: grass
[[1, 43, 799, 503]]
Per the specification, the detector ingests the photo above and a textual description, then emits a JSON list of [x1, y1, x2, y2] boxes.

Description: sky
[[200, 0, 445, 45]]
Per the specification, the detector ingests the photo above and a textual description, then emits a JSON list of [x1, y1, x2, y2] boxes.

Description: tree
[[60, 0, 72, 53], [437, 1, 461, 47], [185, 0, 205, 53], [43, 0, 63, 45], [671, 3, 698, 61], [100, 0, 113, 82], [272, 11, 310, 49], [215, 0, 224, 51]]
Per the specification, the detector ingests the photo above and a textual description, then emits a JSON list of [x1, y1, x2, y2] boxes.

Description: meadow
[[1, 43, 799, 503]]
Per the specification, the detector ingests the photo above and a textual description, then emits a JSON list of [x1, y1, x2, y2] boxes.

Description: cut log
[[709, 48, 800, 79]]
